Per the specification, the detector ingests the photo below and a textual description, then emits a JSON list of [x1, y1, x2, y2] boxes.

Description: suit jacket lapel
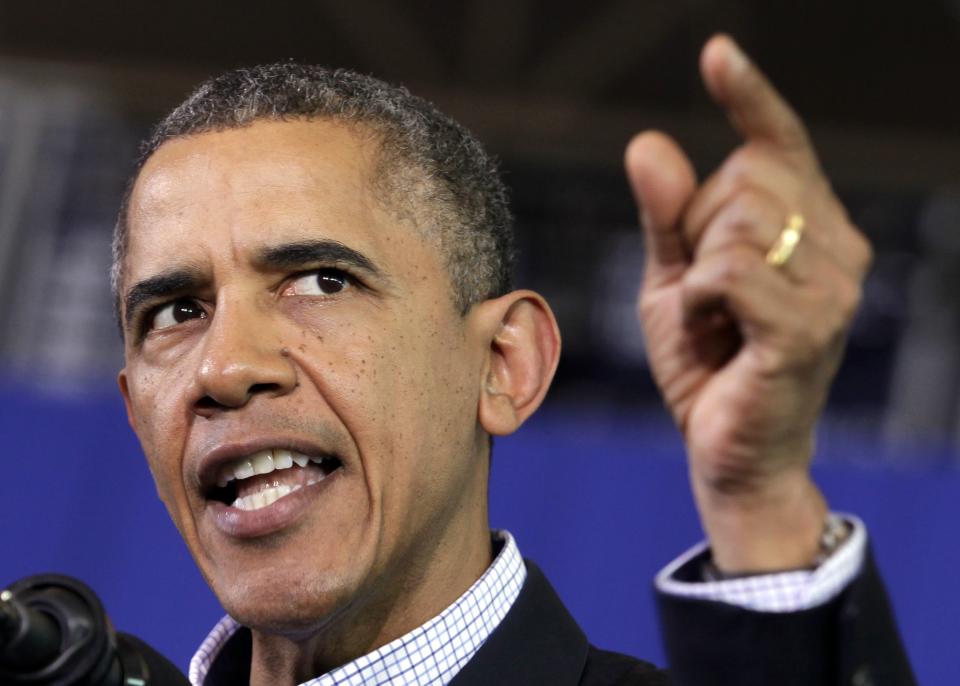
[[450, 560, 590, 686]]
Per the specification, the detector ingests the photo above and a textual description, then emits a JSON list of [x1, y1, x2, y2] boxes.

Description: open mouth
[[206, 449, 342, 511]]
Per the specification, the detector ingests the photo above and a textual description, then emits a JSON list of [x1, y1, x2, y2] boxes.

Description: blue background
[[2, 382, 955, 685]]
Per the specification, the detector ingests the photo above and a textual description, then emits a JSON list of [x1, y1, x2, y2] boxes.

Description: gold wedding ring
[[765, 213, 805, 267]]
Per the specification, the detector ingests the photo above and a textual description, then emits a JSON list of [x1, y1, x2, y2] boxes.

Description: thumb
[[624, 131, 697, 289]]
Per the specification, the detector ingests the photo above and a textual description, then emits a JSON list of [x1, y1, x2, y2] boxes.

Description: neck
[[247, 512, 493, 686]]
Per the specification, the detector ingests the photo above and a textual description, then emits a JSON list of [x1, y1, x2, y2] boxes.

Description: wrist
[[693, 470, 829, 573], [702, 513, 850, 580]]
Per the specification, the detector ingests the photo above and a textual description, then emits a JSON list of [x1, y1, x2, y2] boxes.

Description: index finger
[[701, 34, 818, 168]]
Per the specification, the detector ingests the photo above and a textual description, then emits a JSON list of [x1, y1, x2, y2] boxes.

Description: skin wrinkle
[[118, 123, 458, 328], [124, 266, 208, 334], [114, 115, 504, 324], [110, 39, 887, 683], [118, 119, 511, 683]]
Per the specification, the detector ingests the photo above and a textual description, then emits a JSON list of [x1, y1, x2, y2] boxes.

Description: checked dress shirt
[[190, 522, 866, 686]]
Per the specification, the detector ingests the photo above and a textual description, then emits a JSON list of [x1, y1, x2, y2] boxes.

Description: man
[[113, 35, 913, 685]]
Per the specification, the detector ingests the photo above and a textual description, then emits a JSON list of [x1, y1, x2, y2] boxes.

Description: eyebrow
[[122, 240, 384, 334], [253, 239, 382, 277], [124, 268, 205, 332]]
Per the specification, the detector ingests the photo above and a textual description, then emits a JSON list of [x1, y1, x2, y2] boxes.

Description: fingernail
[[727, 38, 749, 73]]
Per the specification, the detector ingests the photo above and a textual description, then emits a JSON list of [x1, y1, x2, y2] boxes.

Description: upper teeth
[[217, 449, 323, 487]]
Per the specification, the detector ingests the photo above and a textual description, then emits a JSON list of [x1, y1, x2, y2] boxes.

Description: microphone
[[0, 574, 189, 685]]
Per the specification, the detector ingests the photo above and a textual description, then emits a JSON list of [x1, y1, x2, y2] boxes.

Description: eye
[[286, 269, 352, 297], [149, 298, 207, 332]]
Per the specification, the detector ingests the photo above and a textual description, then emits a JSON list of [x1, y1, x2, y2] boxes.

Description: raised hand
[[625, 35, 872, 572]]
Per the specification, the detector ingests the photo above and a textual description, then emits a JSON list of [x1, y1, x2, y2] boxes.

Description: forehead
[[124, 118, 428, 284]]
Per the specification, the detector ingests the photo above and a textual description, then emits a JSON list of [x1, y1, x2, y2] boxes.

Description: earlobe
[[475, 290, 561, 436], [117, 369, 139, 433]]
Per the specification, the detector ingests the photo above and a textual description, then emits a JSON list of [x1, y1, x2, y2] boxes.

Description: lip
[[207, 467, 343, 538], [195, 435, 344, 491]]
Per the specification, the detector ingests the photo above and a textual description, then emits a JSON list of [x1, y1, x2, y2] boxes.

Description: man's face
[[118, 119, 493, 637]]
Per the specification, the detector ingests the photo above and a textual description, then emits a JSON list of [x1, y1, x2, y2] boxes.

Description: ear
[[117, 368, 140, 434], [471, 290, 561, 436]]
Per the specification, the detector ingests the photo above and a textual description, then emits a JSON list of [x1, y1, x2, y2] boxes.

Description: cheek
[[283, 298, 409, 394], [125, 365, 191, 497], [364, 314, 480, 484], [283, 296, 478, 465]]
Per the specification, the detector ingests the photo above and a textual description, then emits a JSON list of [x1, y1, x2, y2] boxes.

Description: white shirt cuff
[[654, 514, 867, 613]]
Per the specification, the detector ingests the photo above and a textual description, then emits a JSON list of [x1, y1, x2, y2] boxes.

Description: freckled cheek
[[284, 299, 470, 435], [283, 300, 398, 374], [377, 327, 473, 453], [127, 366, 193, 504]]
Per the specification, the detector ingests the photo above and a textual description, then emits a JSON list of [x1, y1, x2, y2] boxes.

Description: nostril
[[194, 383, 284, 415], [192, 375, 292, 416], [195, 395, 225, 413], [249, 382, 282, 396]]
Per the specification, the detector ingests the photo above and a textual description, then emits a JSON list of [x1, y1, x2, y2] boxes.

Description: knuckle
[[781, 125, 811, 155], [715, 248, 757, 287], [723, 190, 766, 238], [721, 149, 761, 187], [753, 343, 791, 375]]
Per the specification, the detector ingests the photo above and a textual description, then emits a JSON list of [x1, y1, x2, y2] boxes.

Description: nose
[[192, 297, 297, 416]]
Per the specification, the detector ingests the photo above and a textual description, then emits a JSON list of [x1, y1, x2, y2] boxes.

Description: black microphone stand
[[0, 574, 189, 685]]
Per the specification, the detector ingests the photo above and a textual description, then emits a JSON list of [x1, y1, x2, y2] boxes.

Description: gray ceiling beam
[[0, 56, 955, 193], [425, 88, 960, 193]]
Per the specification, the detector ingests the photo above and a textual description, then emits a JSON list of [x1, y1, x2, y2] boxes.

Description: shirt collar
[[189, 530, 526, 686]]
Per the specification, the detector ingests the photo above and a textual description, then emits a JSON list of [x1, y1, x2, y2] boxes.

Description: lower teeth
[[232, 475, 326, 511]]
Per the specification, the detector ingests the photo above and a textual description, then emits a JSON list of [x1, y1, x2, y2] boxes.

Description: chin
[[216, 568, 358, 638]]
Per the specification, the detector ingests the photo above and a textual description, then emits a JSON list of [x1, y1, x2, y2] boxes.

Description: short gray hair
[[111, 62, 514, 326]]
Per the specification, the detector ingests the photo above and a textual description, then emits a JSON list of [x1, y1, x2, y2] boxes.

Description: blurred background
[[1, 1, 957, 684]]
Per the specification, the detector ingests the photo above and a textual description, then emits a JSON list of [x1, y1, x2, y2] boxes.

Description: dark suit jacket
[[200, 552, 914, 686], [451, 552, 915, 686]]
